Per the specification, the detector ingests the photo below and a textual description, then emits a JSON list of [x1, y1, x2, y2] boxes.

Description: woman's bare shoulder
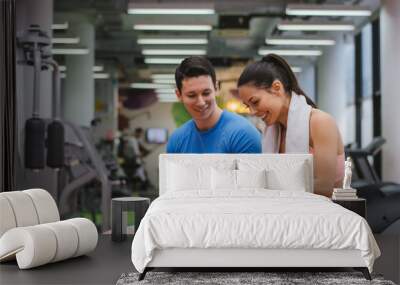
[[310, 109, 337, 129], [309, 109, 339, 148]]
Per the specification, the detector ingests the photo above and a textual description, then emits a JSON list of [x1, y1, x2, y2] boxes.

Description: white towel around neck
[[262, 92, 312, 153]]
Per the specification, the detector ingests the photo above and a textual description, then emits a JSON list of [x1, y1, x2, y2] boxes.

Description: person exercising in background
[[167, 56, 261, 153]]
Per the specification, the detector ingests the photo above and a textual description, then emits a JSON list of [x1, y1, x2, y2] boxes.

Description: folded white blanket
[[131, 190, 380, 273], [262, 93, 312, 153]]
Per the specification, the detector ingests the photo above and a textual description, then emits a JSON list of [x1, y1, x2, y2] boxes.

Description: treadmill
[[346, 137, 400, 234]]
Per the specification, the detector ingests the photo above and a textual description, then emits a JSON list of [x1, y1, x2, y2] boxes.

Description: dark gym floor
[[0, 235, 133, 285]]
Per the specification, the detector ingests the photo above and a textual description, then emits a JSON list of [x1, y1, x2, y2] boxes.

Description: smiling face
[[238, 80, 288, 126], [176, 75, 218, 123]]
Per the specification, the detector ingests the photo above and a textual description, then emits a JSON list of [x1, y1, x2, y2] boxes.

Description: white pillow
[[237, 158, 311, 192], [167, 162, 211, 191], [236, 169, 267, 189], [266, 162, 307, 191], [211, 168, 237, 190]]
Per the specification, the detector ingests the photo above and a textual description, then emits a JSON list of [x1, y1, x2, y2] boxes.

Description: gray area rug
[[116, 271, 396, 285]]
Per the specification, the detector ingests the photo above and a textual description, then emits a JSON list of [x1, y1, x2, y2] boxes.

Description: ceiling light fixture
[[128, 8, 214, 15], [137, 38, 208, 45], [152, 79, 176, 84], [258, 49, 323, 56], [92, 65, 104, 72], [151, 74, 175, 79], [134, 24, 212, 31], [144, 58, 184, 64], [51, 48, 89, 55], [60, 73, 110, 79], [265, 38, 335, 46], [131, 83, 175, 89], [142, 49, 206, 56], [286, 4, 372, 17], [51, 22, 69, 30], [278, 21, 354, 31], [51, 37, 80, 44], [155, 88, 176, 94], [59, 65, 103, 72], [93, 73, 110, 79], [157, 94, 177, 99], [291, 67, 302, 73], [158, 98, 179, 103]]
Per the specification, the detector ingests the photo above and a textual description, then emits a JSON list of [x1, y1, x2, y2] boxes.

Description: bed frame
[[140, 248, 370, 280], [139, 154, 371, 281]]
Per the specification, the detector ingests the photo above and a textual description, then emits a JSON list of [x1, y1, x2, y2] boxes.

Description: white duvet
[[131, 190, 380, 273]]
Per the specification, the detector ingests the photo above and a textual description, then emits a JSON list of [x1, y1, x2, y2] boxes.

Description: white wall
[[381, 0, 400, 183], [345, 105, 356, 145], [297, 65, 316, 103], [317, 34, 355, 144], [361, 98, 373, 147]]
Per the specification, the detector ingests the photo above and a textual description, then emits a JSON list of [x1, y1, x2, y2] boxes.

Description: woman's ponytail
[[261, 54, 317, 108]]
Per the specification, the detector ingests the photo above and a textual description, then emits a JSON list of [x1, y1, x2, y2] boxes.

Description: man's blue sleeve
[[166, 134, 176, 153], [229, 127, 262, 153]]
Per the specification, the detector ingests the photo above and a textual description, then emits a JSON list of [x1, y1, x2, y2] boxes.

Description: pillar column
[[381, 0, 400, 183], [63, 18, 95, 127]]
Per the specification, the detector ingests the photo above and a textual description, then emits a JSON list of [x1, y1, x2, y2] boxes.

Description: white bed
[[131, 154, 380, 280]]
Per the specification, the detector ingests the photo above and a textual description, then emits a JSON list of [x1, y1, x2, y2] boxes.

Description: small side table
[[112, 197, 150, 242], [332, 198, 366, 218]]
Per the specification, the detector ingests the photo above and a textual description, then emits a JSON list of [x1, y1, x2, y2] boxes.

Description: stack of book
[[332, 188, 358, 200]]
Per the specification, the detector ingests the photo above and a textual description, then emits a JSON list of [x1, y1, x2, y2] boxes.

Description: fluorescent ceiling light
[[134, 24, 212, 31], [131, 83, 175, 89], [291, 67, 302, 73], [52, 48, 89, 55], [144, 58, 184, 64], [153, 79, 176, 84], [60, 73, 110, 79], [128, 8, 214, 15], [151, 74, 175, 79], [258, 49, 323, 56], [52, 37, 80, 44], [157, 95, 177, 99], [137, 38, 208, 45], [59, 65, 103, 72], [278, 21, 354, 31], [155, 88, 176, 94], [266, 38, 335, 46], [52, 22, 69, 30], [93, 73, 110, 79], [142, 49, 206, 56], [92, 65, 104, 72], [286, 4, 372, 17], [158, 97, 179, 102]]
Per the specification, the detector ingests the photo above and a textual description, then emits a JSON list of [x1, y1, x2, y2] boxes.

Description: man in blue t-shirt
[[167, 56, 261, 153]]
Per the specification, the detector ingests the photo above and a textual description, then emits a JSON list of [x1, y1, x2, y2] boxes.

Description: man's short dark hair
[[175, 56, 217, 92]]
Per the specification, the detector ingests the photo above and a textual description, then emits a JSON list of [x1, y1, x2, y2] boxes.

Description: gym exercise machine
[[346, 137, 400, 234], [18, 25, 111, 231]]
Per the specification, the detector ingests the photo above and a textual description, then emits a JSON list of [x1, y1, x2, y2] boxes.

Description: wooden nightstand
[[332, 198, 366, 218]]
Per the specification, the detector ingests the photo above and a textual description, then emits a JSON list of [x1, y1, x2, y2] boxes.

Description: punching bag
[[25, 118, 46, 169], [46, 120, 64, 168]]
